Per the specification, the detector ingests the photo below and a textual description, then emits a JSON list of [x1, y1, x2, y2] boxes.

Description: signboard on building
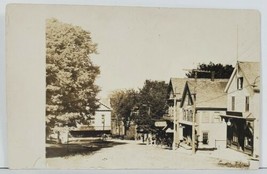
[[155, 121, 167, 127]]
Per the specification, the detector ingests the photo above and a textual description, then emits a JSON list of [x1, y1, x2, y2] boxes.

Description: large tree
[[110, 89, 139, 135], [46, 19, 100, 134], [136, 80, 168, 130], [110, 80, 168, 135], [185, 62, 234, 79]]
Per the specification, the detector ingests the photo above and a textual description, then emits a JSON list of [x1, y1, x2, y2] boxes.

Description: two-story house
[[179, 79, 228, 149], [164, 78, 191, 148], [220, 61, 260, 158]]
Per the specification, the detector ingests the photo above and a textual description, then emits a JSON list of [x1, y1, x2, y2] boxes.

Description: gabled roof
[[168, 78, 194, 98], [97, 98, 112, 111], [225, 61, 260, 92], [184, 79, 228, 108], [239, 62, 260, 91]]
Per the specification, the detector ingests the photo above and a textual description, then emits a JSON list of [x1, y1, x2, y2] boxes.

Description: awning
[[162, 115, 174, 121], [179, 120, 198, 126], [165, 128, 174, 133], [220, 114, 256, 121]]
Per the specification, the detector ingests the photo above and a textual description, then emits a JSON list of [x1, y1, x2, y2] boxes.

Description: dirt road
[[46, 139, 242, 169]]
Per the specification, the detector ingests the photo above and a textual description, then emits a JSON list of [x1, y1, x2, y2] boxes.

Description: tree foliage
[[110, 80, 168, 134], [46, 19, 100, 131], [136, 80, 168, 127], [185, 62, 234, 79], [110, 89, 139, 135]]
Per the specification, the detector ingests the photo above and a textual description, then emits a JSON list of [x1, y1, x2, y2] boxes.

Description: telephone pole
[[183, 69, 212, 154], [172, 89, 177, 150]]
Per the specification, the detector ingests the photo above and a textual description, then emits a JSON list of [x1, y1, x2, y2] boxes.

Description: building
[[220, 61, 260, 158], [74, 98, 112, 131], [179, 79, 228, 149], [164, 78, 193, 148], [66, 99, 112, 139], [91, 98, 112, 131]]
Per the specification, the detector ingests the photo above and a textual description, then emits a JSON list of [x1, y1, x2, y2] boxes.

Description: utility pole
[[192, 71, 197, 154], [183, 69, 212, 154], [172, 90, 177, 150]]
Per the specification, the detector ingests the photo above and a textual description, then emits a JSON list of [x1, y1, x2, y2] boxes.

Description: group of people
[[138, 133, 173, 149]]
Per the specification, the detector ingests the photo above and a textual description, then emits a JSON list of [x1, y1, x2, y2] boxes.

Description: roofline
[[238, 63, 258, 91], [98, 101, 112, 110], [224, 65, 237, 93], [224, 62, 260, 93]]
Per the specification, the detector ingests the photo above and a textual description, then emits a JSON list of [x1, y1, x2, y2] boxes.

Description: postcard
[[6, 4, 261, 169]]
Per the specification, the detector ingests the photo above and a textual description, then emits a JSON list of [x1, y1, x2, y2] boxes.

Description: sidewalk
[[148, 142, 253, 168], [177, 145, 255, 168], [197, 148, 249, 162], [175, 142, 249, 162]]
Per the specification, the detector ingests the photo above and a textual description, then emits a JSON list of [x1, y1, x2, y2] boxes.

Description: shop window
[[233, 135, 238, 143], [245, 137, 253, 148]]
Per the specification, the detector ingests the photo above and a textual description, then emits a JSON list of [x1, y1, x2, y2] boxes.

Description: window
[[232, 127, 238, 143], [244, 137, 253, 147], [237, 77, 243, 90], [202, 112, 210, 123], [245, 96, 249, 112], [183, 109, 186, 121], [213, 112, 221, 123], [203, 132, 209, 145], [233, 135, 238, 143], [231, 96, 235, 111], [188, 110, 193, 122]]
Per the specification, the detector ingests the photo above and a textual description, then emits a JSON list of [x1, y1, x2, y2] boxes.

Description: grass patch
[[46, 140, 127, 158]]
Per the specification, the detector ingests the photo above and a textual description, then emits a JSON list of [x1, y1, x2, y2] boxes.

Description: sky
[[46, 6, 260, 98]]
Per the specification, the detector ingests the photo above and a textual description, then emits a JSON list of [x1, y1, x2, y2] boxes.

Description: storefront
[[221, 113, 254, 156]]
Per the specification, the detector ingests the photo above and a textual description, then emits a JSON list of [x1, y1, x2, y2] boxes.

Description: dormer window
[[237, 77, 243, 90]]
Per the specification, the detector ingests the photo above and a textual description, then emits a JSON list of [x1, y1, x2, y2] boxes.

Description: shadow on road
[[46, 140, 127, 158]]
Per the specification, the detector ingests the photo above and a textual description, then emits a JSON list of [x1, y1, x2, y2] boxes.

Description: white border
[[1, 0, 266, 170]]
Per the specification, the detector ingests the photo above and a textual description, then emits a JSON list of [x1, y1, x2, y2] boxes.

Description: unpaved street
[[46, 139, 240, 169]]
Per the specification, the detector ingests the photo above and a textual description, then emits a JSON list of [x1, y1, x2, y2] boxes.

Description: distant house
[[220, 61, 260, 158], [179, 79, 228, 149], [91, 98, 112, 131], [73, 98, 112, 132], [68, 98, 112, 138]]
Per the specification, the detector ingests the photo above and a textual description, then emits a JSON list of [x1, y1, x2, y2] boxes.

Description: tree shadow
[[46, 140, 127, 158]]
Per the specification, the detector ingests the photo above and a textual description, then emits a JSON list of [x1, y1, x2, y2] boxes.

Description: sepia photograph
[[43, 6, 261, 169], [6, 4, 261, 169]]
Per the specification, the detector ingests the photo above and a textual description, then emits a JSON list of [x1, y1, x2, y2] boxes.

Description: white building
[[91, 98, 112, 131], [220, 61, 260, 158], [179, 79, 228, 149]]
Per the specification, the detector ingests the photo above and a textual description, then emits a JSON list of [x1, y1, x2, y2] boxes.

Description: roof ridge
[[238, 61, 260, 64]]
